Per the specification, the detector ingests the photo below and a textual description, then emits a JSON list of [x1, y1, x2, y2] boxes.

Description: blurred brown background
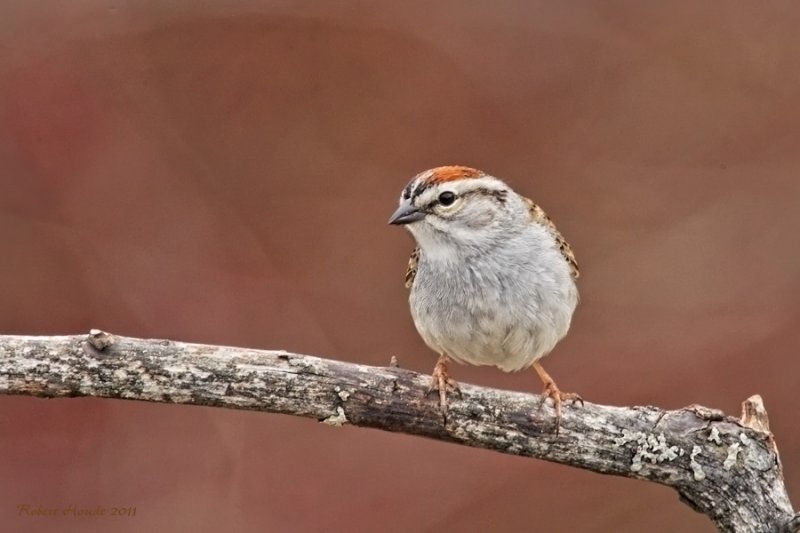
[[1, 1, 799, 532]]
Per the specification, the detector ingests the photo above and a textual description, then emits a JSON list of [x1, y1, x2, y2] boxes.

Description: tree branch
[[0, 332, 796, 532]]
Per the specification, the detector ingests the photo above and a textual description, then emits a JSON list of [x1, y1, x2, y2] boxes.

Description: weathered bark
[[0, 332, 796, 532]]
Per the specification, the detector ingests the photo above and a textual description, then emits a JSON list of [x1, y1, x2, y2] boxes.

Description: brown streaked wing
[[522, 196, 580, 279], [404, 247, 420, 289]]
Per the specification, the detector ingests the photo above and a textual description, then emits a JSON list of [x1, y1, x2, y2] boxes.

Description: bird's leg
[[533, 361, 583, 433], [426, 354, 461, 416]]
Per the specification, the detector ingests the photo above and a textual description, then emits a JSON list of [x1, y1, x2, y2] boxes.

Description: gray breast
[[409, 234, 578, 372]]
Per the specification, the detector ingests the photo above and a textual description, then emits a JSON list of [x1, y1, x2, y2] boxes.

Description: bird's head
[[389, 166, 524, 255]]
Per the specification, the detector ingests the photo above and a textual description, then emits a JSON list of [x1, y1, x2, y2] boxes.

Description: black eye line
[[435, 188, 507, 205], [463, 187, 508, 203], [423, 187, 508, 213]]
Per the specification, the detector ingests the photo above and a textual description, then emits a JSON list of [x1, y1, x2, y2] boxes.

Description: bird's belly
[[409, 279, 574, 372]]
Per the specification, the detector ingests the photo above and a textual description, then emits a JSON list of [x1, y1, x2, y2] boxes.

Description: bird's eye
[[438, 191, 457, 206]]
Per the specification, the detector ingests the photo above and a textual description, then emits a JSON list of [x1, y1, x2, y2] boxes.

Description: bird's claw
[[539, 382, 583, 435], [427, 356, 461, 420]]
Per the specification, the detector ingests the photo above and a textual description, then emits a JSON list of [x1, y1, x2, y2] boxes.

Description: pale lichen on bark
[[0, 332, 796, 532]]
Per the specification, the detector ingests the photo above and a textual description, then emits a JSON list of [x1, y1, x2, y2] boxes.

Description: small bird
[[389, 165, 582, 430]]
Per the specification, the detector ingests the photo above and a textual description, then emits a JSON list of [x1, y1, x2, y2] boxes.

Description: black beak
[[388, 201, 425, 225]]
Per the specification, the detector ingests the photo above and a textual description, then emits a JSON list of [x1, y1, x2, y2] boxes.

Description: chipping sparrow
[[389, 165, 582, 429]]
